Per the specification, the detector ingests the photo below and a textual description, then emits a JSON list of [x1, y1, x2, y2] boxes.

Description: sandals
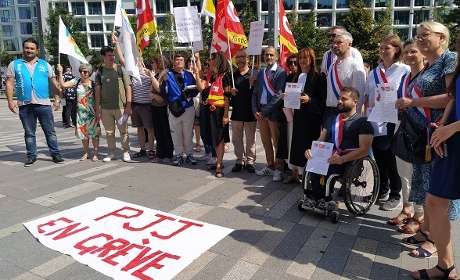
[[398, 218, 424, 234], [413, 265, 459, 280], [388, 210, 412, 225], [92, 154, 99, 162], [409, 236, 437, 259], [402, 231, 428, 245], [283, 176, 301, 184], [79, 154, 89, 161], [216, 170, 224, 178], [132, 150, 147, 158], [208, 164, 224, 170], [148, 150, 156, 159], [151, 157, 161, 163]]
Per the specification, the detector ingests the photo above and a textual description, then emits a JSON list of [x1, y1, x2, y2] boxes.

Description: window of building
[[71, 2, 85, 15], [413, 9, 430, 24], [190, 0, 201, 8], [394, 0, 410, 6], [104, 1, 116, 14], [125, 9, 135, 15], [88, 2, 102, 15], [155, 0, 170, 13], [396, 28, 410, 41], [317, 13, 332, 27], [233, 0, 245, 11], [156, 17, 166, 26], [80, 19, 87, 31], [2, 25, 13, 37], [4, 39, 17, 51], [374, 0, 387, 7], [299, 0, 313, 10], [394, 10, 410, 25], [173, 0, 187, 7], [18, 7, 31, 19], [336, 0, 350, 8], [89, 23, 103, 31], [0, 0, 13, 8], [435, 0, 451, 5], [336, 12, 349, 26], [17, 0, 29, 4], [262, 0, 268, 11], [91, 34, 104, 47], [283, 0, 295, 10], [32, 6, 37, 17], [261, 15, 269, 28], [414, 0, 430, 6], [317, 0, 332, 9], [20, 22, 33, 35], [0, 10, 14, 21], [106, 23, 114, 31]]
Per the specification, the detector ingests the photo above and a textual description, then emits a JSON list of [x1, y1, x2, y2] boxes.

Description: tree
[[0, 31, 15, 67], [341, 0, 393, 65], [436, 0, 459, 50], [43, 2, 90, 66], [288, 9, 329, 68]]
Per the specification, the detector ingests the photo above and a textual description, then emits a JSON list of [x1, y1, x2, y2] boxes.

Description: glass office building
[[1, 0, 457, 55]]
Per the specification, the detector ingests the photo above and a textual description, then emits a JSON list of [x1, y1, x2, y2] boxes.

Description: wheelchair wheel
[[343, 156, 380, 216]]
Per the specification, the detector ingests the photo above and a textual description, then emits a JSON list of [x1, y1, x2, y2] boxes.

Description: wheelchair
[[298, 156, 380, 223]]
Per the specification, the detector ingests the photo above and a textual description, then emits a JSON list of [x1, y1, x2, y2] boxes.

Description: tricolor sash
[[331, 114, 356, 155], [372, 67, 388, 86], [263, 69, 276, 102], [330, 62, 343, 100], [409, 64, 434, 125], [326, 51, 333, 73], [398, 73, 410, 99]]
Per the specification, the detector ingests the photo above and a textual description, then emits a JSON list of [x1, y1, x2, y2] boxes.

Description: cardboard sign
[[23, 197, 233, 280], [173, 6, 202, 43], [247, 21, 265, 55]]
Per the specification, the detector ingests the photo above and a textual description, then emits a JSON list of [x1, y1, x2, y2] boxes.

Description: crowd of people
[[4, 21, 460, 279]]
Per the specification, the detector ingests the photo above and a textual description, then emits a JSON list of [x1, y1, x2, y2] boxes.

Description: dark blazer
[[251, 64, 288, 121]]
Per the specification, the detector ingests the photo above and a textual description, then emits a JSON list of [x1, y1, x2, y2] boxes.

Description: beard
[[337, 104, 353, 113]]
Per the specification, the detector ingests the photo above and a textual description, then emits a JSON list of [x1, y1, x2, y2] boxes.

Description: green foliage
[[436, 0, 460, 50], [288, 9, 328, 67], [43, 2, 91, 66], [0, 31, 15, 66], [342, 0, 393, 65], [238, 0, 258, 37]]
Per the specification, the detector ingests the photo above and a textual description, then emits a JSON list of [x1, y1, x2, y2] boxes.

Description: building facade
[[0, 0, 457, 55]]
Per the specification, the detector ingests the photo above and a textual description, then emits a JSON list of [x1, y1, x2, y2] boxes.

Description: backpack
[[98, 64, 123, 79], [75, 78, 96, 95]]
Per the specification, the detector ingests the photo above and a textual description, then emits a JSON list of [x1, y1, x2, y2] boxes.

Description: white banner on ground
[[173, 6, 202, 43], [247, 21, 265, 55], [23, 197, 233, 280]]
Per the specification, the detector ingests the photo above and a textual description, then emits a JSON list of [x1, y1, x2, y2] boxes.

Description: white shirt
[[365, 62, 410, 108], [321, 47, 364, 75], [326, 56, 366, 109]]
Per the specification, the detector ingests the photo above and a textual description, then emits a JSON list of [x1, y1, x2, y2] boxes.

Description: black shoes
[[52, 154, 65, 164], [246, 164, 256, 173], [231, 163, 244, 172], [24, 157, 37, 167], [231, 163, 256, 173]]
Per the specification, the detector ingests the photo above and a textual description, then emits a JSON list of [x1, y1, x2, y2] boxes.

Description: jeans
[[19, 104, 60, 157]]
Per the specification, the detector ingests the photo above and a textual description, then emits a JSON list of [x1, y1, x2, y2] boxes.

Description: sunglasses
[[151, 61, 157, 64], [327, 33, 337, 38], [288, 61, 297, 65], [79, 70, 89, 74], [204, 63, 210, 67]]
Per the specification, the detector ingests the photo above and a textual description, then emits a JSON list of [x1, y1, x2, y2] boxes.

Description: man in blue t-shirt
[[5, 38, 64, 167]]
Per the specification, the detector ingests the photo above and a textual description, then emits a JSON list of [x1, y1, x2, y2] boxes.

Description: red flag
[[279, 2, 297, 70], [136, 0, 156, 52], [211, 0, 247, 60]]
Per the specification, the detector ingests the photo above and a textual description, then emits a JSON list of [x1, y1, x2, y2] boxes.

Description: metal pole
[[35, 0, 46, 59], [267, 0, 275, 46]]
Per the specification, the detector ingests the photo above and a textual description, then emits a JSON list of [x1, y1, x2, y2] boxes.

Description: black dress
[[204, 73, 231, 148]]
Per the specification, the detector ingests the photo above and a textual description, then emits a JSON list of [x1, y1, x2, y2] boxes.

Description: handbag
[[169, 99, 185, 118], [390, 113, 431, 164]]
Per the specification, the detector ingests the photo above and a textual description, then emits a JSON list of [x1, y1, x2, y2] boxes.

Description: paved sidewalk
[[0, 99, 458, 280]]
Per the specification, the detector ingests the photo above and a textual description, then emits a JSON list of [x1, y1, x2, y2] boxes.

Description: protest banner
[[24, 197, 233, 280], [173, 6, 202, 43]]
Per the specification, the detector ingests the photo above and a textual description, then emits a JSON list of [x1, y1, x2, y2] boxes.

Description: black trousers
[[151, 105, 173, 159], [372, 142, 402, 200], [309, 164, 347, 201], [64, 98, 77, 126]]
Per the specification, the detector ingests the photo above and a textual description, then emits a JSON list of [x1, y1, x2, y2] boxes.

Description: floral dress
[[405, 50, 459, 220], [71, 78, 101, 140]]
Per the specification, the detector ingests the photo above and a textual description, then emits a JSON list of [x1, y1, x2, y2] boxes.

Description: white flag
[[58, 17, 88, 63], [118, 4, 141, 82]]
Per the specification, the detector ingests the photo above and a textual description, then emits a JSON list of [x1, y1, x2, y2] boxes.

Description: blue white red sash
[[398, 73, 410, 99], [330, 63, 343, 100], [409, 64, 433, 125], [372, 67, 388, 86], [331, 114, 355, 155], [263, 69, 276, 102], [326, 51, 333, 73]]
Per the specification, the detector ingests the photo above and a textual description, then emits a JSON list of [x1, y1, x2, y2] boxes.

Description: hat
[[100, 45, 114, 55]]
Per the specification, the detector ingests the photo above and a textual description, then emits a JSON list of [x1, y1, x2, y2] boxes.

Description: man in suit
[[252, 46, 288, 182]]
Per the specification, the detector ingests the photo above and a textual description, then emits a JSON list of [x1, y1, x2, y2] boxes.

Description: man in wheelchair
[[304, 87, 374, 212]]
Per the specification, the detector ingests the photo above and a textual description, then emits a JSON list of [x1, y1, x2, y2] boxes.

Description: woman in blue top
[[412, 29, 460, 280], [395, 21, 459, 261]]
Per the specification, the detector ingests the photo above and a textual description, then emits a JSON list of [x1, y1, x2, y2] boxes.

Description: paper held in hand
[[306, 141, 334, 175]]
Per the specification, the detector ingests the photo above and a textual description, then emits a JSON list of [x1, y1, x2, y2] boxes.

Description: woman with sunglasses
[[57, 63, 101, 161]]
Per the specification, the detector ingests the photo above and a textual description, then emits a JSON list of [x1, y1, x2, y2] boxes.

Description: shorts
[[131, 102, 153, 128]]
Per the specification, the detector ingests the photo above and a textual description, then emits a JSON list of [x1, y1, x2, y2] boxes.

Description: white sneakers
[[102, 152, 131, 162], [103, 154, 116, 162], [256, 167, 283, 182]]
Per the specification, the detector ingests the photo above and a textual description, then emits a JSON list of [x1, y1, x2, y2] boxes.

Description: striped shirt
[[131, 71, 152, 104]]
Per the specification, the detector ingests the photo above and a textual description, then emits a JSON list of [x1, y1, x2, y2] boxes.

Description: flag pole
[[58, 16, 61, 67], [227, 36, 235, 88], [155, 31, 165, 70], [249, 56, 255, 89]]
